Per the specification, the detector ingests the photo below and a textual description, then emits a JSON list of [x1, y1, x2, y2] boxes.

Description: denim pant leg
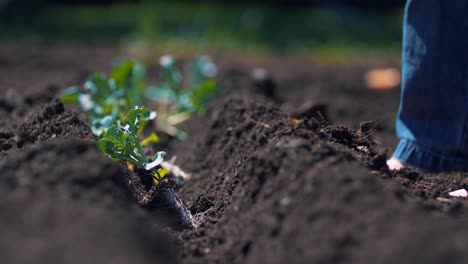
[[393, 0, 468, 173]]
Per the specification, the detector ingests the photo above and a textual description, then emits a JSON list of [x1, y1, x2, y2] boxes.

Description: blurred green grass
[[0, 2, 403, 61]]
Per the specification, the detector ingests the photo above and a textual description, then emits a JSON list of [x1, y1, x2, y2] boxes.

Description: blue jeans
[[393, 0, 468, 173]]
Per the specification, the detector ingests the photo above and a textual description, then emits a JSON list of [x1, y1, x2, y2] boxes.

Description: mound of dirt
[[0, 192, 178, 264], [0, 88, 179, 263], [172, 94, 468, 264], [17, 99, 92, 147]]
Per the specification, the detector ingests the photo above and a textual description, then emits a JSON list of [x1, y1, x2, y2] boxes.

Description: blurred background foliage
[[0, 0, 405, 61]]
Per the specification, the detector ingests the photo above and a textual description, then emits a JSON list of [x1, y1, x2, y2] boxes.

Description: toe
[[387, 158, 405, 171]]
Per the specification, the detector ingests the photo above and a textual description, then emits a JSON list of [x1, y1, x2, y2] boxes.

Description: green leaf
[[159, 55, 182, 94], [111, 61, 135, 89], [111, 61, 146, 108], [83, 73, 117, 121], [123, 106, 156, 134], [86, 74, 113, 98], [189, 56, 217, 86], [145, 86, 176, 103], [189, 79, 217, 113], [61, 87, 80, 104], [141, 132, 160, 147], [91, 115, 115, 136], [110, 126, 132, 153], [177, 93, 193, 111], [96, 138, 108, 153]]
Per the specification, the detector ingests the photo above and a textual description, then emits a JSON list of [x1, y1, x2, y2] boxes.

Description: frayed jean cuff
[[392, 139, 468, 173]]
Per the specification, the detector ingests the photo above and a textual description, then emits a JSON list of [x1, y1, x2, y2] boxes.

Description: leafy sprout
[[62, 60, 147, 135], [146, 55, 218, 140], [97, 106, 167, 184], [146, 55, 217, 113]]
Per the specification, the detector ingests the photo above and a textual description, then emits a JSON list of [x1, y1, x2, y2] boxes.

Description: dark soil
[[1, 44, 467, 264]]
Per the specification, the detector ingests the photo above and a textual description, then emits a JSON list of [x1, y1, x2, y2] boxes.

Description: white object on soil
[[161, 160, 192, 181], [449, 189, 468, 198]]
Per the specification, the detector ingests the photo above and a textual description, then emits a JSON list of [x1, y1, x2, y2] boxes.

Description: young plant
[[62, 60, 147, 135], [146, 55, 218, 140], [97, 106, 167, 184], [97, 106, 195, 229]]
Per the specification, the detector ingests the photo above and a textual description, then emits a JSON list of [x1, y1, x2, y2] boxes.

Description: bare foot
[[386, 158, 405, 171]]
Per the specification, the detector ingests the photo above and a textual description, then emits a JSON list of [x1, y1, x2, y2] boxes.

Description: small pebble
[[280, 196, 291, 207], [449, 189, 467, 198]]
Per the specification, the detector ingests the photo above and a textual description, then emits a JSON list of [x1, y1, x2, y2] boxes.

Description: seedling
[[97, 106, 195, 229], [97, 106, 167, 184], [62, 60, 147, 135], [146, 55, 218, 140]]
